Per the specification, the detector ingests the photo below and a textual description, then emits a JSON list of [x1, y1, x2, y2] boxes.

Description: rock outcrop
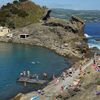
[[11, 93, 24, 100], [0, 16, 89, 59], [8, 15, 91, 100]]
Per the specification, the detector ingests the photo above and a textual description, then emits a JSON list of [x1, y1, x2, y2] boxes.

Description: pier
[[17, 76, 47, 84]]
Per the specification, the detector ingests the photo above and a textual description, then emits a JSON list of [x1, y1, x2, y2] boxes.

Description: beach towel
[[96, 91, 100, 95], [95, 66, 100, 72], [96, 69, 100, 72]]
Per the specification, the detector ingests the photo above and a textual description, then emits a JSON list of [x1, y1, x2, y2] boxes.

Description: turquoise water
[[0, 43, 70, 100]]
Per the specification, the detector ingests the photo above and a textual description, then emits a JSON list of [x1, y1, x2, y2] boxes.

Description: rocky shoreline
[[0, 16, 89, 62], [0, 16, 91, 100], [11, 58, 92, 100]]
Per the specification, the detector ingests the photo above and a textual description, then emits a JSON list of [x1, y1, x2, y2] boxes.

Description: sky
[[0, 0, 100, 10]]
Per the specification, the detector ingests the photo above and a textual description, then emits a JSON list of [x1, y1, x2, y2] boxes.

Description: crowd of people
[[93, 53, 100, 71], [20, 70, 40, 80], [20, 70, 31, 77], [30, 53, 100, 100]]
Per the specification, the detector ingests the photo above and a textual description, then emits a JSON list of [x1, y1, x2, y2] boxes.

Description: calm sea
[[0, 43, 70, 100]]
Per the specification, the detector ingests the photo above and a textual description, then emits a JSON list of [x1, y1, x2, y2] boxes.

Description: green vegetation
[[19, 0, 28, 2], [0, 0, 45, 28], [51, 9, 100, 22]]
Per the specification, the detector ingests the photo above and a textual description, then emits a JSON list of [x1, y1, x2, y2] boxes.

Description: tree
[[10, 7, 19, 14], [0, 22, 5, 27], [42, 6, 47, 9], [8, 22, 15, 29], [1, 3, 13, 10], [0, 10, 10, 17], [19, 0, 28, 2], [13, 0, 19, 5], [0, 17, 7, 27], [17, 9, 28, 17]]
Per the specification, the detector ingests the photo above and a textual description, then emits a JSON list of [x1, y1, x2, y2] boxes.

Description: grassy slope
[[12, 1, 44, 27], [0, 1, 45, 28]]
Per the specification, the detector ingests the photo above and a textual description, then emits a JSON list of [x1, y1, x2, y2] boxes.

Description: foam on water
[[84, 22, 100, 50], [88, 38, 100, 49], [84, 33, 92, 38]]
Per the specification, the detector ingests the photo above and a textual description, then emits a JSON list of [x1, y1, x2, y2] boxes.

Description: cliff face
[[4, 16, 88, 59]]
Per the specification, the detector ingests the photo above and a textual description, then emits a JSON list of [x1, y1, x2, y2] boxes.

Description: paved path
[[43, 59, 93, 93], [20, 59, 93, 100]]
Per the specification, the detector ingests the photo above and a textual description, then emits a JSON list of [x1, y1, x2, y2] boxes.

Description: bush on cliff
[[19, 0, 28, 2], [0, 0, 45, 28]]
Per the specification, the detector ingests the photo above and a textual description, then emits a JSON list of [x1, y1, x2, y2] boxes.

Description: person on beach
[[20, 72, 23, 77], [36, 75, 39, 80], [93, 58, 96, 65], [23, 70, 26, 76], [52, 74, 59, 85], [79, 65, 85, 77], [43, 72, 48, 79], [62, 71, 66, 79], [96, 85, 100, 95], [67, 68, 73, 77], [61, 86, 64, 93], [65, 70, 69, 77], [53, 78, 60, 85], [27, 70, 30, 77]]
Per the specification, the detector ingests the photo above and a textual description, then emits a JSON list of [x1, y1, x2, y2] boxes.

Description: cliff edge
[[1, 15, 89, 60]]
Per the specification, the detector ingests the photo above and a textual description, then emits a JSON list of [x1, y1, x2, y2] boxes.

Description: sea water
[[84, 22, 100, 49], [0, 43, 70, 100]]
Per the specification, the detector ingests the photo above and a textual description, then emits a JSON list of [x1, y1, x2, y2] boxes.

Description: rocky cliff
[[1, 16, 89, 60]]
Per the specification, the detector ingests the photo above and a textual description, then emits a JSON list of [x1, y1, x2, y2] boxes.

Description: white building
[[0, 26, 10, 36]]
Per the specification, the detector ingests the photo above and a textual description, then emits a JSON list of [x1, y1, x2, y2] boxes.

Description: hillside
[[0, 15, 90, 61], [0, 0, 45, 28], [51, 8, 100, 22]]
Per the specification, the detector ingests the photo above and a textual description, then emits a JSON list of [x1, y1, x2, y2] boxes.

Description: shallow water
[[0, 43, 70, 100]]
